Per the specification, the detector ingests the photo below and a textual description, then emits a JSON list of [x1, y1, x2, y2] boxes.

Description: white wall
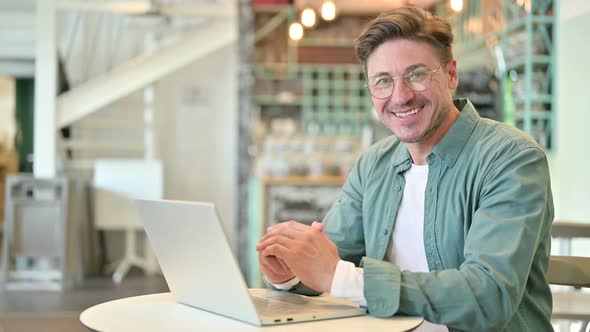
[[551, 0, 590, 221], [155, 43, 238, 247], [550, 0, 590, 255]]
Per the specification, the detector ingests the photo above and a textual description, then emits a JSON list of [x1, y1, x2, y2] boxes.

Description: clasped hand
[[256, 220, 340, 293]]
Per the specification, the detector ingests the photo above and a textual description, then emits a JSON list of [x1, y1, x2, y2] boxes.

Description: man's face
[[366, 39, 458, 144]]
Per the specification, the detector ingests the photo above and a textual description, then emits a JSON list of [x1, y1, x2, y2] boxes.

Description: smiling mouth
[[394, 106, 423, 118]]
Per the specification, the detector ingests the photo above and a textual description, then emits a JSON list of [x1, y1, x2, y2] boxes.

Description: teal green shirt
[[320, 99, 554, 331]]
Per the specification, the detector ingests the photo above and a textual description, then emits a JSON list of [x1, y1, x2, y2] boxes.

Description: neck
[[407, 104, 461, 165]]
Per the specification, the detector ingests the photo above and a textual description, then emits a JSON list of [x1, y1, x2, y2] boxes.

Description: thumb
[[311, 221, 324, 232]]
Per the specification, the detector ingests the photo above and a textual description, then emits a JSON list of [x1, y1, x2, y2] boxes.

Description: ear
[[447, 59, 459, 89]]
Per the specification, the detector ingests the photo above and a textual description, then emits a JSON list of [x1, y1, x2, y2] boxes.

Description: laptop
[[135, 199, 367, 326]]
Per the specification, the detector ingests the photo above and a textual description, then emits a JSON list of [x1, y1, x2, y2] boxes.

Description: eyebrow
[[368, 63, 429, 80]]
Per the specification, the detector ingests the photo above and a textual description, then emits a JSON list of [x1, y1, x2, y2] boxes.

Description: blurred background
[[0, 0, 588, 331]]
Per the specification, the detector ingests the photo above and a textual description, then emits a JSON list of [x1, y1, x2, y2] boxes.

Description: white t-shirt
[[384, 163, 430, 270]]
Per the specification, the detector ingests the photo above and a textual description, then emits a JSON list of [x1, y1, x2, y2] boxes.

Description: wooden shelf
[[255, 95, 303, 106], [253, 4, 291, 14], [261, 175, 346, 185]]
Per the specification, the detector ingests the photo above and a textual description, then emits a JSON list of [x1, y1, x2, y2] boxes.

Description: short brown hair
[[355, 6, 454, 71]]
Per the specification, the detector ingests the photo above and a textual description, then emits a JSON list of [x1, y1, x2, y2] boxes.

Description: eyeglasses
[[365, 64, 445, 100]]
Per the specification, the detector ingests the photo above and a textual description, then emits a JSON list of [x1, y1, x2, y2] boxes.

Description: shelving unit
[[455, 70, 500, 121], [501, 0, 555, 149], [254, 64, 373, 135], [450, 0, 556, 150]]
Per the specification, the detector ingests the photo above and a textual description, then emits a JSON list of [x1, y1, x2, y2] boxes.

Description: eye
[[373, 76, 393, 88], [406, 68, 429, 81]]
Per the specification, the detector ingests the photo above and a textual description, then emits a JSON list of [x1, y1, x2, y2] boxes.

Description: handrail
[[552, 221, 590, 239], [548, 256, 590, 288]]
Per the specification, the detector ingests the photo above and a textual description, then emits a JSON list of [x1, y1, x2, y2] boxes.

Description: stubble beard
[[393, 100, 452, 144]]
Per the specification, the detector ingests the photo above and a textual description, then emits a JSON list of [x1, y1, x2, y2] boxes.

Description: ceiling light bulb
[[301, 7, 316, 28], [289, 22, 304, 41], [321, 1, 336, 21], [450, 0, 463, 12]]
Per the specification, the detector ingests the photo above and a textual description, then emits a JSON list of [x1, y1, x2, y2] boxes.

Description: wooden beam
[[552, 220, 590, 238], [254, 6, 291, 44]]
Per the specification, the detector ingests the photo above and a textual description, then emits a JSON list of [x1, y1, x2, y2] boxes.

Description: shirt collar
[[391, 98, 479, 168], [391, 142, 412, 168], [431, 98, 479, 168]]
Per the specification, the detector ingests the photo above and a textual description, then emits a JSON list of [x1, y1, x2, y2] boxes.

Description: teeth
[[396, 107, 421, 118]]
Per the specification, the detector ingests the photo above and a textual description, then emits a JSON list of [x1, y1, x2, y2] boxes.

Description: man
[[256, 6, 554, 332]]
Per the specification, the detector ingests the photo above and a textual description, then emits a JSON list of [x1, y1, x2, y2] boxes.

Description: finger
[[311, 221, 324, 232], [261, 260, 283, 276], [261, 256, 286, 275], [258, 226, 292, 244], [262, 243, 291, 260], [259, 253, 285, 273], [259, 224, 310, 244], [267, 220, 311, 233], [258, 234, 296, 252], [257, 234, 283, 251], [277, 257, 291, 273]]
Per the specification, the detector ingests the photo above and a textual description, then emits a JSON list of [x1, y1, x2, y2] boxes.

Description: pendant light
[[321, 0, 336, 21]]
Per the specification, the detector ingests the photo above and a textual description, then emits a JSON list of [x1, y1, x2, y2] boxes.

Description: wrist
[[266, 275, 300, 290], [271, 276, 295, 284], [322, 258, 340, 293]]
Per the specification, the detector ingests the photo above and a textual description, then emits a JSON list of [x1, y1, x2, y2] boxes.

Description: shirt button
[[395, 185, 401, 191]]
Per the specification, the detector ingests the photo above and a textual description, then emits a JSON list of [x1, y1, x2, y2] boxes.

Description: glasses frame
[[365, 63, 446, 100]]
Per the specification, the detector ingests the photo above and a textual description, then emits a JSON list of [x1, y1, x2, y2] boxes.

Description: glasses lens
[[405, 66, 431, 92], [367, 65, 439, 98], [368, 76, 393, 99]]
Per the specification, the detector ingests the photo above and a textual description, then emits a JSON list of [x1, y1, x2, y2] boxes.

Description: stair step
[[76, 118, 146, 130], [60, 140, 144, 151], [62, 159, 97, 171]]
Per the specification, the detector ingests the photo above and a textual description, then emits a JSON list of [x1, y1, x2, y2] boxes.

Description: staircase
[[60, 91, 153, 176], [0, 0, 237, 177], [57, 11, 171, 177]]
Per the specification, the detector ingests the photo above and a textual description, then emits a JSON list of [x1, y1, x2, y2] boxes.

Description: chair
[[548, 221, 590, 331]]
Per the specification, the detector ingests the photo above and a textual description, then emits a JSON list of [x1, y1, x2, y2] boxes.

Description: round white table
[[80, 292, 424, 332]]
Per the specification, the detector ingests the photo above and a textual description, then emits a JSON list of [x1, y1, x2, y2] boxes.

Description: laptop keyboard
[[251, 294, 326, 315]]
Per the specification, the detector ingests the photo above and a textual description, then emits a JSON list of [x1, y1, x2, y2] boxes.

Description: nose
[[389, 79, 415, 106]]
